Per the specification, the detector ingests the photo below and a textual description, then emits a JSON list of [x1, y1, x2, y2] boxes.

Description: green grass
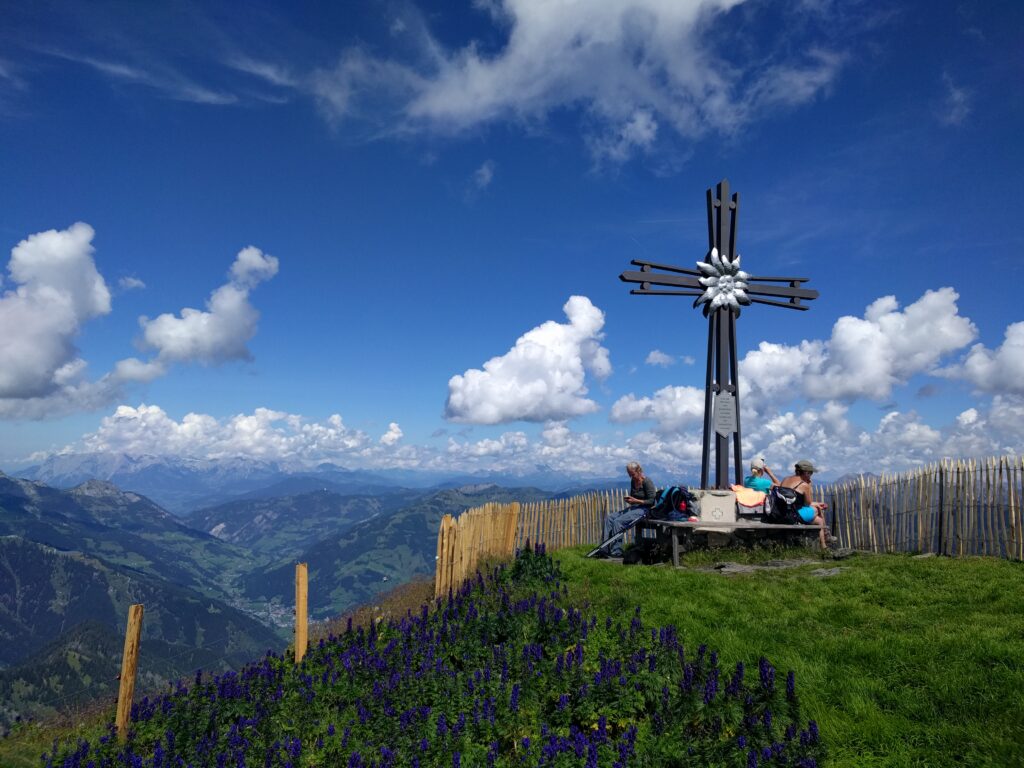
[[557, 546, 1024, 767], [2, 548, 1021, 767]]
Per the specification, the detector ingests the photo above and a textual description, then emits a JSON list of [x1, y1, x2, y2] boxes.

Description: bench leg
[[671, 530, 679, 567]]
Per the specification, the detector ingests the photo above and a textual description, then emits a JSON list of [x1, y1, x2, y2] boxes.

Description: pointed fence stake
[[116, 603, 144, 743], [295, 563, 308, 664]]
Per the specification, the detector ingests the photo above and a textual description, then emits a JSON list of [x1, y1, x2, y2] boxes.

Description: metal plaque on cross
[[619, 179, 820, 489], [714, 392, 737, 439]]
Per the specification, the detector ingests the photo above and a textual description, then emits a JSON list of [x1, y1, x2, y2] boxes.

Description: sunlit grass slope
[[557, 547, 1024, 767]]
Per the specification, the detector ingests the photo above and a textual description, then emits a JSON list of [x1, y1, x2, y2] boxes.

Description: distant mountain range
[[8, 452, 623, 515], [828, 472, 882, 486], [9, 453, 401, 514], [0, 467, 565, 731], [0, 473, 259, 605]]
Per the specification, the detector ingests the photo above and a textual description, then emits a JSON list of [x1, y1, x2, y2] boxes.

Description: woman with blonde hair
[[744, 456, 779, 492], [595, 461, 657, 558]]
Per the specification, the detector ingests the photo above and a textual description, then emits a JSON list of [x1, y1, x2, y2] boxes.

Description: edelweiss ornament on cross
[[620, 179, 820, 489], [694, 248, 750, 313]]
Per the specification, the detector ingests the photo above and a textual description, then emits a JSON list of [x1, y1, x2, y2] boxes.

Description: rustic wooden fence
[[821, 456, 1024, 560], [434, 492, 622, 597], [433, 455, 1024, 597]]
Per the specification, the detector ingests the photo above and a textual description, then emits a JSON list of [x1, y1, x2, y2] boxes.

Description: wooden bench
[[639, 518, 823, 567]]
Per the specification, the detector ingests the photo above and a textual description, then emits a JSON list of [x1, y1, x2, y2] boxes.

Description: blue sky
[[0, 0, 1022, 480]]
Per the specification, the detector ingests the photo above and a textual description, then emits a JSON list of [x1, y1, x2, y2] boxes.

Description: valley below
[[0, 455, 579, 733]]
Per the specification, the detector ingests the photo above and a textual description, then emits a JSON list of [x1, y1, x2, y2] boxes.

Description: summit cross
[[619, 179, 820, 489]]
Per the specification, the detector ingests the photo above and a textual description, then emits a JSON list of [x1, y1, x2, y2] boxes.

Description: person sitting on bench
[[599, 462, 656, 558], [744, 456, 779, 492], [780, 458, 830, 549]]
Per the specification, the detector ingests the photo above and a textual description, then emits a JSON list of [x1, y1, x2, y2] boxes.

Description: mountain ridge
[[8, 452, 626, 514], [0, 535, 282, 733]]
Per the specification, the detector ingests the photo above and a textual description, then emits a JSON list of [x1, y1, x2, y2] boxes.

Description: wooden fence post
[[116, 603, 144, 742], [295, 563, 308, 664], [446, 514, 457, 593], [435, 515, 446, 598]]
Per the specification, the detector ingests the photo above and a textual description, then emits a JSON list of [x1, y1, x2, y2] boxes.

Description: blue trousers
[[602, 506, 647, 557]]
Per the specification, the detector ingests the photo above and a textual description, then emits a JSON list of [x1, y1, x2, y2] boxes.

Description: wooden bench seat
[[641, 518, 822, 567]]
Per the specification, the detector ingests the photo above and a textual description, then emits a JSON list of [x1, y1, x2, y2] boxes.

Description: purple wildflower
[[759, 657, 775, 693]]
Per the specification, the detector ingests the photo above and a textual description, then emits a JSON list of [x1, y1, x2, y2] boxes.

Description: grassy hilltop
[[2, 546, 1022, 767]]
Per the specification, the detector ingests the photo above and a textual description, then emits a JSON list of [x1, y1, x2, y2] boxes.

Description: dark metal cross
[[620, 179, 819, 489]]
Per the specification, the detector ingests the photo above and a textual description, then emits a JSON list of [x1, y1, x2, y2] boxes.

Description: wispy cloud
[[0, 59, 27, 90], [39, 48, 237, 105], [939, 71, 971, 126], [239, 1, 850, 163], [226, 55, 298, 88], [473, 159, 496, 190], [15, 2, 852, 160], [117, 276, 145, 291]]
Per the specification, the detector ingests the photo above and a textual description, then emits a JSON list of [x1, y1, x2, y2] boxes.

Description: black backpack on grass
[[623, 524, 671, 565]]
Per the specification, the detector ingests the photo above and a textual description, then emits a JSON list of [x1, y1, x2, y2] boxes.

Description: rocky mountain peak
[[69, 479, 138, 500]]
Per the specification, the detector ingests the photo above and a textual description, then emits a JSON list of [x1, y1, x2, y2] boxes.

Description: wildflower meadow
[[43, 544, 824, 767]]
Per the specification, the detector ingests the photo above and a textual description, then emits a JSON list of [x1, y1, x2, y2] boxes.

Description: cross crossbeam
[[620, 268, 819, 303]]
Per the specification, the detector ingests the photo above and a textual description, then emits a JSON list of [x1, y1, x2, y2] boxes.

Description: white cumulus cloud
[[940, 321, 1024, 395], [644, 349, 675, 367], [445, 295, 612, 424], [447, 430, 529, 458], [610, 385, 705, 432], [137, 246, 278, 365], [113, 357, 166, 383], [81, 404, 377, 462], [380, 422, 403, 446], [0, 222, 111, 400], [740, 288, 977, 413]]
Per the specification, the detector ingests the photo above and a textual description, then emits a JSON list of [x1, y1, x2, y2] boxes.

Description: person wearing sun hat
[[780, 459, 831, 549], [743, 456, 779, 492]]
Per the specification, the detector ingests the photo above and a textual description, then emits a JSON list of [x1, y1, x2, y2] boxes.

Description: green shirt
[[630, 477, 657, 507]]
